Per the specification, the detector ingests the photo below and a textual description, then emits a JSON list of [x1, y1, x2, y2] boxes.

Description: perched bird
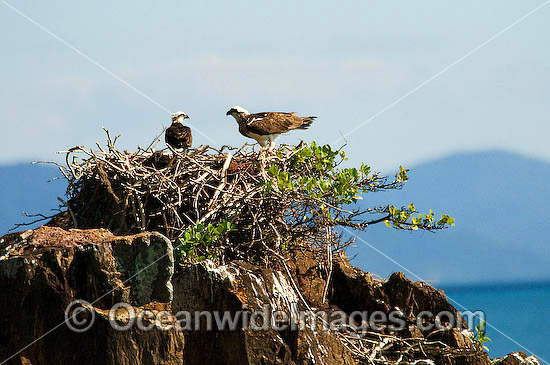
[[165, 111, 192, 152], [226, 106, 316, 150]]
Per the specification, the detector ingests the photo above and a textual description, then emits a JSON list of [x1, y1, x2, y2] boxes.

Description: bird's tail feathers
[[298, 116, 317, 129]]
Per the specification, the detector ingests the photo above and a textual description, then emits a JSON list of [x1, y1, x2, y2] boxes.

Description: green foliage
[[266, 142, 379, 208], [265, 141, 453, 232], [383, 206, 455, 231], [283, 142, 368, 205], [471, 321, 492, 352], [174, 221, 236, 264]]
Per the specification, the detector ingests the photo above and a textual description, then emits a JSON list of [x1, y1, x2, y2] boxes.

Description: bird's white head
[[226, 106, 249, 117], [171, 111, 189, 124]]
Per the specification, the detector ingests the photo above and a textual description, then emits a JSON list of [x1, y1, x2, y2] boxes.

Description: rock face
[[0, 227, 178, 365], [0, 227, 539, 365], [173, 261, 355, 364]]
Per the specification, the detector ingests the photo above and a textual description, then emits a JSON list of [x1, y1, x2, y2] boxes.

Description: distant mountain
[[348, 151, 550, 285], [0, 163, 66, 235], [1, 151, 549, 285]]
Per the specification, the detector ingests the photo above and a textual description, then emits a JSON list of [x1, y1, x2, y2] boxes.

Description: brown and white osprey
[[165, 111, 192, 152], [226, 106, 316, 149]]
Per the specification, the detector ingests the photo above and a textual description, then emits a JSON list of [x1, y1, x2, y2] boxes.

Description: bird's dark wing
[[245, 112, 316, 135], [165, 124, 192, 149]]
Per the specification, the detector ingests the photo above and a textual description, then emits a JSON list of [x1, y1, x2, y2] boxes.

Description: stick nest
[[48, 130, 363, 264]]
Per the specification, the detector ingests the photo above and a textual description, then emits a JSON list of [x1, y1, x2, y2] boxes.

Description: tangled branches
[[47, 130, 453, 266], [339, 330, 478, 364]]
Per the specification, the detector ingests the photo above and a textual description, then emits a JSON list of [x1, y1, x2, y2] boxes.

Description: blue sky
[[1, 0, 549, 170]]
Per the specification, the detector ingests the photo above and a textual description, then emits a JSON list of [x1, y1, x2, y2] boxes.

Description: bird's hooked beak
[[172, 113, 189, 123], [226, 106, 248, 116]]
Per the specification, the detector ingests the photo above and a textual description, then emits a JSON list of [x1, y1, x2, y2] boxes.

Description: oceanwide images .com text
[[65, 300, 486, 335]]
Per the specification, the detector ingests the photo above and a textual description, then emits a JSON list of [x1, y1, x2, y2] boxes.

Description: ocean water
[[442, 282, 550, 364]]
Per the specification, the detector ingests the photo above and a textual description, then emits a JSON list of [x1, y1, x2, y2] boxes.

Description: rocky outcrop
[[0, 227, 539, 365], [493, 352, 541, 365]]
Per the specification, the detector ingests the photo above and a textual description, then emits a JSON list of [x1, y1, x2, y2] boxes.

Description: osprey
[[165, 111, 192, 152], [226, 106, 316, 149]]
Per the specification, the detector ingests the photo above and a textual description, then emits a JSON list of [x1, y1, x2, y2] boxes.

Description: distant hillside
[[0, 164, 66, 235], [350, 151, 550, 285], [2, 151, 549, 285]]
